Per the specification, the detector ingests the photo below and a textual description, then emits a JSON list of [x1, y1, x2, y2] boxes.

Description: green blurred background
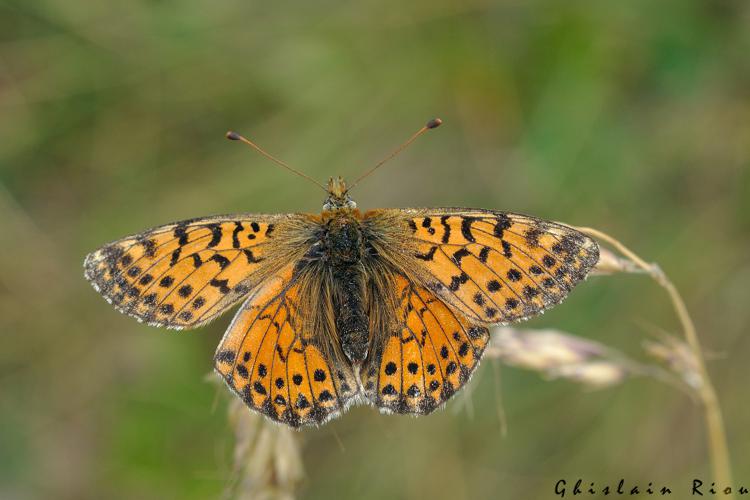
[[1, 0, 749, 498]]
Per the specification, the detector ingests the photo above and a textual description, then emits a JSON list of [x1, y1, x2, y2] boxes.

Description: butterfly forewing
[[84, 214, 303, 328], [365, 208, 599, 324]]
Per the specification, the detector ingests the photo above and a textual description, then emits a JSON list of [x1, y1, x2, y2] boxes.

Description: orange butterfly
[[84, 119, 599, 427]]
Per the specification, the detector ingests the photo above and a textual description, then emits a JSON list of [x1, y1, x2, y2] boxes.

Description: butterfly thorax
[[321, 211, 363, 264]]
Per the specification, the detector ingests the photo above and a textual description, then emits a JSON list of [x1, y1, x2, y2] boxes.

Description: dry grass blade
[[577, 226, 734, 498], [589, 247, 643, 276], [643, 334, 704, 391], [487, 326, 639, 389], [225, 398, 305, 500]]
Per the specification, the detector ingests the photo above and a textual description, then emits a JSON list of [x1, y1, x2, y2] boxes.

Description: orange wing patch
[[215, 266, 359, 427], [84, 216, 282, 328], [369, 209, 599, 324], [361, 275, 490, 415]]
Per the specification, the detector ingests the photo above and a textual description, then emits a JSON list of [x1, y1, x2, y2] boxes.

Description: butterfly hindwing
[[361, 274, 490, 414], [214, 265, 359, 427], [84, 214, 300, 329], [365, 208, 599, 324]]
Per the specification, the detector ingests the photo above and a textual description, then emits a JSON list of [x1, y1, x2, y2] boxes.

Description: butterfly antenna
[[226, 131, 327, 192], [347, 118, 442, 191]]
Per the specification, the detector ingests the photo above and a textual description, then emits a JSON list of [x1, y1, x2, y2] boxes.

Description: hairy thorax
[[322, 210, 364, 265]]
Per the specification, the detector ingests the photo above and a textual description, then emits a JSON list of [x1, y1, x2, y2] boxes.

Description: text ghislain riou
[[555, 479, 749, 497]]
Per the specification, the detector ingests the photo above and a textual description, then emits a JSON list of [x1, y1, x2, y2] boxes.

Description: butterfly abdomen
[[322, 213, 370, 362], [333, 265, 369, 362]]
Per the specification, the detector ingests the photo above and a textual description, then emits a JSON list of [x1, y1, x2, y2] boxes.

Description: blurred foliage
[[1, 0, 749, 499]]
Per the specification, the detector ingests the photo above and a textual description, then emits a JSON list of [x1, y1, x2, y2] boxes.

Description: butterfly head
[[323, 176, 357, 211]]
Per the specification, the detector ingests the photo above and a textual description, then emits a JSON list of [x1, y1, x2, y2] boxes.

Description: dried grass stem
[[577, 226, 733, 496]]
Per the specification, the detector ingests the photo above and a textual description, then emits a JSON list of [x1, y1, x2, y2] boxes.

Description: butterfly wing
[[364, 208, 599, 324], [83, 214, 312, 329], [214, 264, 360, 427], [360, 273, 490, 414]]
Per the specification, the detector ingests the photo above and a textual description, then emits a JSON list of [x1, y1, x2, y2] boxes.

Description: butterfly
[[84, 119, 599, 428]]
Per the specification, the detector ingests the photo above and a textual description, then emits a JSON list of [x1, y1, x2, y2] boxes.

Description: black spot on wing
[[210, 278, 231, 294], [117, 251, 131, 267], [448, 272, 469, 291], [210, 254, 230, 269], [478, 246, 491, 263], [232, 222, 244, 248], [440, 215, 451, 243], [415, 246, 437, 261], [243, 249, 263, 264], [507, 269, 522, 282], [487, 279, 501, 292], [191, 253, 203, 268], [174, 225, 189, 246], [169, 247, 181, 266], [216, 350, 236, 364], [141, 238, 157, 258], [524, 227, 542, 247], [501, 240, 512, 258], [452, 248, 471, 264], [460, 217, 477, 243], [493, 214, 512, 239], [207, 224, 222, 247]]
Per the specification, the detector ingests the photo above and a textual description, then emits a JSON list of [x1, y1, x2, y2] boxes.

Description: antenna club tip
[[426, 118, 443, 129], [226, 131, 241, 141]]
